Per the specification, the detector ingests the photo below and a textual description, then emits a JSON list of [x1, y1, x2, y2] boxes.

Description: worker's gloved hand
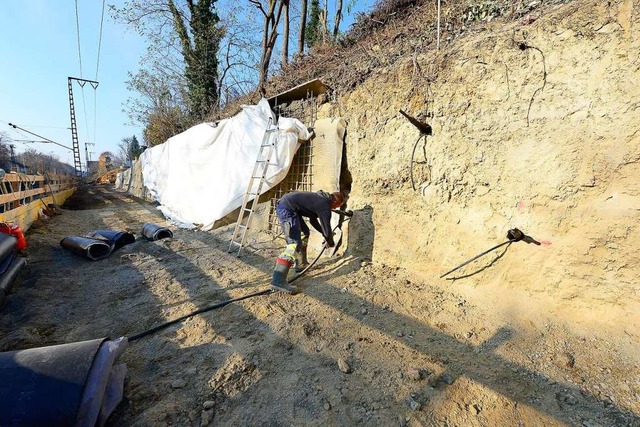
[[325, 238, 335, 248]]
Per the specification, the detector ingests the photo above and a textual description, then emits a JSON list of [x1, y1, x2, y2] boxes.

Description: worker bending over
[[272, 190, 345, 294]]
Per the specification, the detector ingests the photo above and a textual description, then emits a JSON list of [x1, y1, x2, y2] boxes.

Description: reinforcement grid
[[267, 94, 317, 238], [267, 140, 314, 237]]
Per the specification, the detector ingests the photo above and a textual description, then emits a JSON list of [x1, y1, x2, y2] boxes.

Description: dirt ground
[[0, 185, 637, 426]]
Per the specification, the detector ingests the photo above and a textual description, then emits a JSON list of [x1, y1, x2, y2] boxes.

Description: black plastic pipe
[[60, 237, 112, 261], [0, 256, 26, 295], [0, 248, 16, 277], [86, 230, 136, 251], [0, 338, 106, 426], [141, 223, 173, 241], [0, 234, 17, 270]]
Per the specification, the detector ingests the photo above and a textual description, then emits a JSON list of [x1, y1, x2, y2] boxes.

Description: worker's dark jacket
[[278, 191, 334, 246]]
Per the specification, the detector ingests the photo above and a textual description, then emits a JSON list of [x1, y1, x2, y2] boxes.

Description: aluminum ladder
[[228, 121, 278, 256]]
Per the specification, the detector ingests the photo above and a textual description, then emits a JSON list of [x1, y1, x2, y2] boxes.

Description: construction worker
[[271, 190, 345, 294]]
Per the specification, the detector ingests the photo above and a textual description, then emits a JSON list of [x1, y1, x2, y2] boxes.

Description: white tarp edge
[[140, 98, 311, 230]]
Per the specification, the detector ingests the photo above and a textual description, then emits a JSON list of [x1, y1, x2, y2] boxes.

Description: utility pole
[[68, 77, 99, 177], [85, 142, 95, 174]]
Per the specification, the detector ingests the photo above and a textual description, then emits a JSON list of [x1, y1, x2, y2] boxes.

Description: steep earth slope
[[327, 0, 638, 356]]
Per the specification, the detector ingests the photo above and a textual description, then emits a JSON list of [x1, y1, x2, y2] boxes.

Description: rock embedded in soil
[[407, 367, 424, 381], [440, 374, 455, 385], [171, 379, 187, 389], [338, 358, 352, 373], [200, 409, 214, 426], [405, 396, 421, 410], [553, 352, 576, 369]]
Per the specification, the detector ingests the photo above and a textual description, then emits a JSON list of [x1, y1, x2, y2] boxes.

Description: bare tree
[[281, 0, 290, 66], [18, 149, 74, 175], [216, 4, 263, 106], [97, 151, 119, 175], [333, 0, 343, 37], [322, 0, 328, 42], [298, 0, 308, 54], [0, 133, 12, 172], [249, 0, 286, 94]]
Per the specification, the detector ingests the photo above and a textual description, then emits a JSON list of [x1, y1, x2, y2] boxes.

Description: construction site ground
[[0, 0, 638, 425], [0, 185, 637, 426]]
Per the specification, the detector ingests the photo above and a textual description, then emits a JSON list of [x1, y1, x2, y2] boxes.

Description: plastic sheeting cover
[[140, 98, 311, 230]]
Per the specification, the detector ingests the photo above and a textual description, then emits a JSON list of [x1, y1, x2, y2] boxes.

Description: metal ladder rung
[[228, 121, 277, 256]]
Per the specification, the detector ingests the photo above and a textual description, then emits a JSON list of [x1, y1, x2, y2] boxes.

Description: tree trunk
[[323, 0, 328, 42], [332, 0, 342, 38], [257, 0, 285, 95], [298, 0, 307, 54], [282, 0, 289, 66]]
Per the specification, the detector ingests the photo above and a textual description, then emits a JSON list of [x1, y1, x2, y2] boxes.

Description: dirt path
[[0, 185, 637, 426]]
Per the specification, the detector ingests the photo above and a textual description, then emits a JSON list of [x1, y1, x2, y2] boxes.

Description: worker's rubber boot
[[294, 236, 309, 273], [271, 258, 298, 294]]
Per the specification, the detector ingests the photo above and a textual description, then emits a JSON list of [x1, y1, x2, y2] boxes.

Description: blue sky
[[0, 0, 145, 164], [0, 1, 374, 168], [0, 0, 146, 166]]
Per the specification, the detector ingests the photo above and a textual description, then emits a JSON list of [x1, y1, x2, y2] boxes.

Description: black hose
[[127, 249, 326, 342], [439, 240, 512, 279], [128, 217, 351, 342], [290, 216, 350, 282], [128, 289, 272, 342], [289, 243, 327, 283], [410, 134, 423, 191], [439, 228, 534, 279]]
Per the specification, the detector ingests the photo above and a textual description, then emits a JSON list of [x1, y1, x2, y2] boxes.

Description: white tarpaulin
[[140, 98, 311, 230]]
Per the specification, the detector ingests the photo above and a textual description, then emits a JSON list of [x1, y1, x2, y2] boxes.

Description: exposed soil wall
[[326, 0, 639, 338]]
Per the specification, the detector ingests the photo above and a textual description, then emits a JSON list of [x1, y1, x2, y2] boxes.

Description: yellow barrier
[[0, 172, 76, 231]]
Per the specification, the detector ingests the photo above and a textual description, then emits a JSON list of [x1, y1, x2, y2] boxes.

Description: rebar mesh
[[267, 93, 317, 237]]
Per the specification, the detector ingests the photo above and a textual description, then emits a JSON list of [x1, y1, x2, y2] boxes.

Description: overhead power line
[[74, 0, 84, 79], [7, 123, 73, 151], [96, 0, 106, 80], [94, 0, 107, 145], [73, 0, 91, 142], [75, 0, 83, 78]]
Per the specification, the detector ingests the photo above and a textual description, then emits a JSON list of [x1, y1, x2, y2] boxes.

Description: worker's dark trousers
[[275, 202, 310, 250]]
